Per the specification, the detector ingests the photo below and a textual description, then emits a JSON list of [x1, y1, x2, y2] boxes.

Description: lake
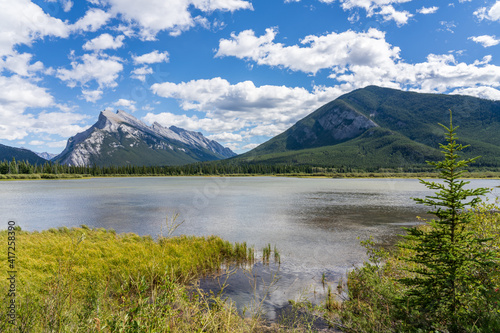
[[1, 176, 498, 319]]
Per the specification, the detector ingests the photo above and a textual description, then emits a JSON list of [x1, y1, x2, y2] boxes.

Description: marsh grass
[[0, 226, 268, 332]]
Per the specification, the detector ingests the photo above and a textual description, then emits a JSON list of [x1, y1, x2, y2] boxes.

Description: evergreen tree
[[399, 112, 498, 332]]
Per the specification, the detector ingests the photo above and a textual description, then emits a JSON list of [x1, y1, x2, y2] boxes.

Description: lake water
[[1, 176, 498, 319]]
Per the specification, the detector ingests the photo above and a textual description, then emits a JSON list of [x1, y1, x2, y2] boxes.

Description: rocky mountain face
[[237, 85, 500, 169], [55, 110, 236, 166]]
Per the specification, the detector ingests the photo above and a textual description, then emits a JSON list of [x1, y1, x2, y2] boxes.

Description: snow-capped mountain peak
[[54, 110, 236, 166]]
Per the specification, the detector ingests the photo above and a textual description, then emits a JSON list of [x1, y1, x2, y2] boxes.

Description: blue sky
[[1, 0, 500, 155]]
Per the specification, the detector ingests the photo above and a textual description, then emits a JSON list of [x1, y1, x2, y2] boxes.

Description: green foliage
[[399, 113, 498, 332]]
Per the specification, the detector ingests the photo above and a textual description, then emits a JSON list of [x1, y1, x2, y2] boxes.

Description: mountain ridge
[[0, 144, 48, 165], [235, 86, 500, 169]]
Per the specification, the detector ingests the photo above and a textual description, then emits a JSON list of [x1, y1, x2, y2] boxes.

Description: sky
[[1, 0, 500, 155]]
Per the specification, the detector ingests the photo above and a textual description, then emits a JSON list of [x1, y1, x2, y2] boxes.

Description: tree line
[[0, 157, 448, 177]]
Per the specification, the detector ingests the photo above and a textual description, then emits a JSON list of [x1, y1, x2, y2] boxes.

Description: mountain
[[236, 86, 500, 169], [36, 152, 57, 161], [0, 144, 48, 164], [54, 110, 236, 166]]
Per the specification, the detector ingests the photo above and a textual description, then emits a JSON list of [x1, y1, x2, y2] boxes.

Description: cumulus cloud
[[143, 112, 245, 133], [114, 98, 137, 112], [81, 89, 103, 103], [0, 75, 88, 141], [378, 5, 413, 25], [207, 132, 243, 142], [83, 33, 125, 51], [0, 0, 70, 57], [334, 0, 413, 25], [216, 28, 401, 75], [474, 1, 500, 21], [31, 111, 90, 137], [217, 28, 500, 98], [56, 53, 123, 89], [450, 86, 500, 101], [417, 6, 438, 14], [71, 8, 112, 32], [242, 143, 259, 150], [0, 52, 44, 77], [132, 50, 169, 64], [62, 0, 73, 12], [47, 140, 70, 148], [469, 35, 500, 47], [130, 66, 153, 81], [97, 0, 252, 38]]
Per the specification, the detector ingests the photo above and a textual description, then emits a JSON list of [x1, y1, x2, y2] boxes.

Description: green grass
[[0, 227, 270, 332]]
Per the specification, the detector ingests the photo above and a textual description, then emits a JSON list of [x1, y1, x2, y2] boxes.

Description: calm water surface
[[2, 177, 498, 318]]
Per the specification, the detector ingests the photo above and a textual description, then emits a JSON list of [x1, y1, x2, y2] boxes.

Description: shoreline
[[2, 171, 500, 181]]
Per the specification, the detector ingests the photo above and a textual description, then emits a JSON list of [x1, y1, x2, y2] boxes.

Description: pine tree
[[399, 112, 497, 332]]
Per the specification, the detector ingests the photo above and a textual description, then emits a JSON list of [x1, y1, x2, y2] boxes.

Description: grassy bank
[[0, 226, 268, 332]]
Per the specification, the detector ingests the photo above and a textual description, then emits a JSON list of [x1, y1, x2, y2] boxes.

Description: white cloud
[[114, 98, 137, 112], [0, 75, 88, 141], [71, 8, 112, 32], [29, 140, 45, 146], [56, 53, 123, 89], [81, 89, 103, 102], [207, 132, 243, 142], [149, 77, 348, 147], [62, 0, 73, 12], [216, 28, 401, 75], [0, 75, 53, 110], [0, 0, 69, 57], [450, 86, 500, 101], [378, 5, 413, 25], [132, 50, 169, 64], [475, 1, 500, 21], [0, 52, 44, 77], [217, 28, 500, 99], [83, 33, 125, 51], [47, 140, 69, 148], [99, 0, 252, 38], [469, 35, 500, 47], [242, 143, 259, 150], [130, 66, 153, 81], [143, 111, 244, 133], [417, 6, 438, 14], [333, 0, 413, 26], [31, 111, 90, 137]]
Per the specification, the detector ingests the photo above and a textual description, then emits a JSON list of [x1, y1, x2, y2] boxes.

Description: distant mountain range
[[235, 86, 500, 169], [36, 152, 57, 161], [53, 110, 236, 166]]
